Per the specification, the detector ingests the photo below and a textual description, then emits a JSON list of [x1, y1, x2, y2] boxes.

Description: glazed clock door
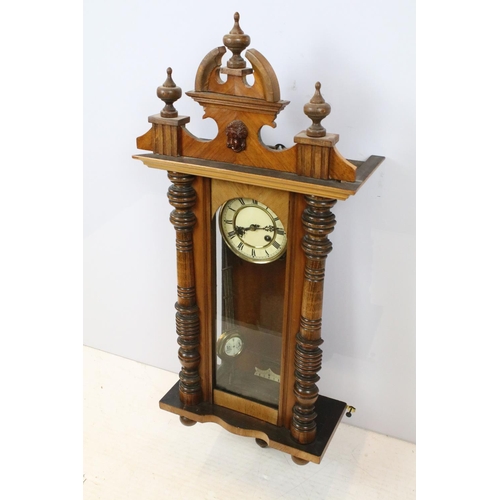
[[213, 189, 289, 423]]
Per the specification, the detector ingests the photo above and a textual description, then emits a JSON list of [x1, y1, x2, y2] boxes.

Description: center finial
[[231, 12, 243, 34], [223, 12, 251, 69]]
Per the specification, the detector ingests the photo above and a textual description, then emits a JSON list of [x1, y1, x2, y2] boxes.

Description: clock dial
[[219, 198, 287, 263], [225, 337, 242, 356], [217, 331, 244, 359]]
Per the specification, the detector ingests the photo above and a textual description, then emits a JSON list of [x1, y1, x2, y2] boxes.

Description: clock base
[[159, 381, 347, 465]]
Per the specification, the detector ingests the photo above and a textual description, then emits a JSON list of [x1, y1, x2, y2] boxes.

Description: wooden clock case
[[134, 13, 384, 465]]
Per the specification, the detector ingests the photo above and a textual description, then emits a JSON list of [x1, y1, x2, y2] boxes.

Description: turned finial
[[304, 82, 331, 137], [223, 12, 251, 69], [157, 67, 182, 118]]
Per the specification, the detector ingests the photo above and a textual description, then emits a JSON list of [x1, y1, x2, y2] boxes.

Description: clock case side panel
[[278, 192, 307, 428], [191, 176, 215, 402]]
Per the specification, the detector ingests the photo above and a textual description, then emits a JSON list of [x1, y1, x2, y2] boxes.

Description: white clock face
[[217, 332, 244, 359], [224, 336, 243, 357], [219, 198, 287, 263]]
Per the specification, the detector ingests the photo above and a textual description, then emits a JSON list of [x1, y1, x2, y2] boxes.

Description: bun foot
[[291, 456, 309, 466], [179, 416, 197, 426], [255, 438, 268, 448]]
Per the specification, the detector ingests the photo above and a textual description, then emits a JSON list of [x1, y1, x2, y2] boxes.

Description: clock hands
[[235, 224, 275, 235], [235, 224, 256, 235]]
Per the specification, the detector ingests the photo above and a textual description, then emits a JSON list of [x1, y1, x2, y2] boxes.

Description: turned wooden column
[[167, 172, 202, 409], [291, 195, 337, 444]]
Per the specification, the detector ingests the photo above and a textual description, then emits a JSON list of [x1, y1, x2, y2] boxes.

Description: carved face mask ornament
[[226, 120, 248, 153]]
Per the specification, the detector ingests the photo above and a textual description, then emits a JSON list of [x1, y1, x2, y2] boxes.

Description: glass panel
[[214, 210, 286, 407]]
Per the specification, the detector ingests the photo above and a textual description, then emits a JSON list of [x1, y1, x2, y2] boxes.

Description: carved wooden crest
[[136, 12, 363, 183]]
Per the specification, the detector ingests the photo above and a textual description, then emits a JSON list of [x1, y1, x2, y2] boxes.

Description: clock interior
[[215, 204, 286, 408]]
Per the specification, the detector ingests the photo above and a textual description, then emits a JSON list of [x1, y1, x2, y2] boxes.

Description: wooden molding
[[133, 153, 384, 200], [214, 389, 278, 425]]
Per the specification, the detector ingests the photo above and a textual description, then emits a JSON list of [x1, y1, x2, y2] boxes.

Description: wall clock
[[134, 13, 384, 465]]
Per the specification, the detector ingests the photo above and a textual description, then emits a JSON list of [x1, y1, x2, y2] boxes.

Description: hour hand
[[235, 224, 260, 235], [235, 225, 248, 236]]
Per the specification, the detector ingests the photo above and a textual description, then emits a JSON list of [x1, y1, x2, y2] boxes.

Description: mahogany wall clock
[[133, 13, 384, 465]]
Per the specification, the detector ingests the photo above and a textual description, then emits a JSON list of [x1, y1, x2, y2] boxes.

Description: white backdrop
[[84, 0, 415, 442]]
